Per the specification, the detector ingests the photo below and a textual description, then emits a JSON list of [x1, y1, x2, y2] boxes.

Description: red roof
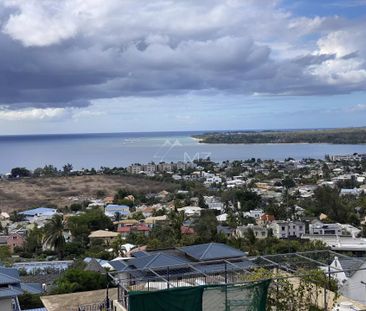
[[181, 226, 195, 235], [135, 224, 150, 232], [260, 214, 275, 222], [117, 226, 131, 233]]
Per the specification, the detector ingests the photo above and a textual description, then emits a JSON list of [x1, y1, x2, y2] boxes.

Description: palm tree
[[43, 214, 65, 259]]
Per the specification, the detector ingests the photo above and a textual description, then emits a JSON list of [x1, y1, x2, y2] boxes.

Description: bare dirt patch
[[0, 175, 177, 212]]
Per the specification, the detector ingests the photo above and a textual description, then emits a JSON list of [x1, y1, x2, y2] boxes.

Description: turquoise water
[[0, 131, 366, 173]]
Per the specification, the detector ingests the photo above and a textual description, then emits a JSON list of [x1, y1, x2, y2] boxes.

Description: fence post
[[167, 266, 170, 289], [224, 262, 228, 311], [224, 262, 228, 284], [323, 265, 330, 311]]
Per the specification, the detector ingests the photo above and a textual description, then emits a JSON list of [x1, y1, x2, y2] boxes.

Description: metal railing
[[109, 249, 366, 310]]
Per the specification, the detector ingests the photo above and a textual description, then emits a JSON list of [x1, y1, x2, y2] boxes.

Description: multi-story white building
[[158, 162, 174, 172], [271, 221, 305, 239], [128, 164, 143, 174], [204, 196, 224, 212], [309, 221, 342, 235], [235, 225, 268, 239], [143, 163, 157, 173]]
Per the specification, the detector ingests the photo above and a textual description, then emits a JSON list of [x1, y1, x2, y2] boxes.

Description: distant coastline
[[2, 130, 366, 173], [193, 127, 366, 145]]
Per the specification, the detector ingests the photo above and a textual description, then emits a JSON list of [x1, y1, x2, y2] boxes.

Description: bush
[[18, 293, 43, 309], [52, 269, 108, 294]]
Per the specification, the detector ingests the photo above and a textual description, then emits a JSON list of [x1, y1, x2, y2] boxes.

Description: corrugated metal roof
[[0, 286, 23, 298], [339, 257, 365, 277], [109, 260, 128, 272], [20, 282, 44, 294], [129, 253, 190, 269], [131, 251, 149, 258], [179, 243, 246, 261], [0, 267, 20, 285]]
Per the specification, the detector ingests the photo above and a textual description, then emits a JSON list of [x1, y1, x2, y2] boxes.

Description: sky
[[0, 0, 366, 135]]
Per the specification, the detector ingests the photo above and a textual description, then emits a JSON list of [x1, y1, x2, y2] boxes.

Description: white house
[[204, 175, 222, 185], [104, 204, 130, 218], [235, 224, 268, 239], [204, 196, 224, 212], [177, 206, 202, 217], [270, 220, 305, 239], [19, 207, 57, 221], [243, 209, 264, 219], [216, 213, 228, 222], [309, 221, 343, 236], [226, 179, 246, 188]]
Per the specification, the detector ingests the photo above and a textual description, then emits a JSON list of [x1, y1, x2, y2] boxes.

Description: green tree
[[198, 194, 208, 209], [193, 210, 218, 243], [22, 226, 43, 257], [168, 210, 186, 240], [0, 245, 11, 262], [42, 165, 59, 177], [18, 293, 43, 309], [132, 211, 145, 221], [62, 163, 73, 175], [11, 167, 31, 178], [43, 214, 66, 259], [68, 208, 113, 246], [9, 211, 26, 222], [70, 203, 83, 212], [53, 269, 108, 294], [282, 176, 296, 189], [243, 227, 257, 255]]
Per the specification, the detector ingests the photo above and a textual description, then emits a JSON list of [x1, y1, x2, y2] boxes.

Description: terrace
[[109, 249, 366, 311]]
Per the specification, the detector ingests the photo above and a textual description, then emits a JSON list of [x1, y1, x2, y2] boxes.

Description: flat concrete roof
[[41, 288, 117, 311]]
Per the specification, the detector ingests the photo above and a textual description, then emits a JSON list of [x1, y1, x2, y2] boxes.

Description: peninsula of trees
[[193, 127, 366, 144]]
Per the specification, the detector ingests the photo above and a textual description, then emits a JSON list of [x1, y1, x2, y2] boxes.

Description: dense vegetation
[[194, 127, 366, 144], [52, 269, 109, 294]]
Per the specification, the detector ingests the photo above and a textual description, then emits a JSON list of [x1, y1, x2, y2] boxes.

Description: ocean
[[1, 131, 366, 173]]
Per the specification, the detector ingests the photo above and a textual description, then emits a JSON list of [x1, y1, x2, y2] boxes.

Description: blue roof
[[19, 207, 57, 216], [131, 251, 149, 258], [128, 253, 190, 269], [20, 283, 44, 294], [109, 260, 128, 272], [0, 287, 23, 298], [0, 267, 20, 285], [105, 204, 129, 211], [179, 243, 246, 261]]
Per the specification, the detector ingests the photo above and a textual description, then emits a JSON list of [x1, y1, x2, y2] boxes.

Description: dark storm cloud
[[0, 0, 366, 110]]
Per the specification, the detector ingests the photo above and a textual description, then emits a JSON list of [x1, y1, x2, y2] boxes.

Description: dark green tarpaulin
[[128, 280, 271, 311], [129, 286, 204, 311]]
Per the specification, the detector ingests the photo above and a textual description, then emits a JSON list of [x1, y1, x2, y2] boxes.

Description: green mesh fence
[[128, 280, 271, 311]]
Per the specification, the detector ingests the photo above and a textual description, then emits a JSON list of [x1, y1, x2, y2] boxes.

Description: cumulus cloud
[[0, 0, 365, 110]]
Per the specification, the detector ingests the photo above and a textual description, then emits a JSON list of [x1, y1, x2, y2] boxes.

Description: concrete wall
[[0, 298, 13, 311]]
